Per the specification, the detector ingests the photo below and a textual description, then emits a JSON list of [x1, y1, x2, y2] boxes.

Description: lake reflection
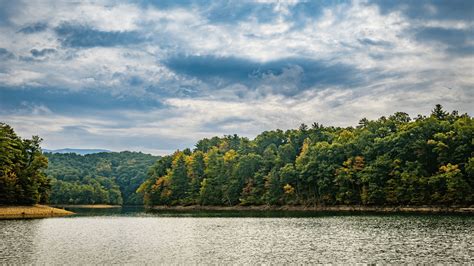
[[1, 209, 473, 264]]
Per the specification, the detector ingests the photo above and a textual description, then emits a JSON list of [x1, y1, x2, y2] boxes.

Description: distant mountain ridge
[[43, 148, 111, 155]]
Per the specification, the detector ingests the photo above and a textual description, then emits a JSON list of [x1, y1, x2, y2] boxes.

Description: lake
[[1, 207, 473, 264]]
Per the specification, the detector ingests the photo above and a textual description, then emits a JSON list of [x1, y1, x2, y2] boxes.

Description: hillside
[[140, 105, 474, 207], [45, 151, 159, 205]]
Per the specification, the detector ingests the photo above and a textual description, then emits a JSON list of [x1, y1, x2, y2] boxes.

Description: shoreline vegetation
[[150, 205, 474, 214], [0, 205, 74, 219], [140, 106, 473, 209]]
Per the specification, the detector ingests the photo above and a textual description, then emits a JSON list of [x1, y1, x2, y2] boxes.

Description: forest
[[1, 105, 473, 207], [45, 152, 158, 205], [0, 122, 158, 205], [139, 105, 473, 207], [0, 123, 50, 205]]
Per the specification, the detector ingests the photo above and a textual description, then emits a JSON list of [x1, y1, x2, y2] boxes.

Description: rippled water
[[0, 208, 473, 264]]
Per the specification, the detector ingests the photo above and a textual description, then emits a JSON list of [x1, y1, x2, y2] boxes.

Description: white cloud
[[0, 70, 44, 86], [9, 1, 141, 31], [2, 0, 472, 95]]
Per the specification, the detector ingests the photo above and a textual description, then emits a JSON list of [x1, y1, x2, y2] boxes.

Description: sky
[[0, 0, 473, 155]]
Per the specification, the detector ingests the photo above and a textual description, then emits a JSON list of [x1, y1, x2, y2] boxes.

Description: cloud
[[0, 86, 163, 115], [369, 0, 474, 21], [0, 0, 24, 26], [2, 107, 197, 155], [30, 48, 56, 57], [54, 23, 145, 48], [164, 55, 370, 95], [0, 48, 15, 60], [18, 22, 48, 34], [204, 1, 277, 24], [415, 27, 474, 56], [357, 38, 392, 47], [135, 0, 195, 9], [165, 55, 259, 81]]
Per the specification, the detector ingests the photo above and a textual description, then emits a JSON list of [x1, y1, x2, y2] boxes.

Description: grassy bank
[[52, 204, 122, 209], [0, 205, 74, 219], [150, 205, 474, 214]]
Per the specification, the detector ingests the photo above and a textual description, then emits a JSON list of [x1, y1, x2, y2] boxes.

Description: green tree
[[186, 151, 206, 203], [0, 123, 50, 205], [168, 152, 189, 204]]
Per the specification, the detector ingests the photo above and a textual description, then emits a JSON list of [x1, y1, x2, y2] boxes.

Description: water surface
[[1, 208, 472, 264]]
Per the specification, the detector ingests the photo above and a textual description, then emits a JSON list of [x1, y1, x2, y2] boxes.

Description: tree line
[[138, 105, 473, 207], [1, 105, 473, 207]]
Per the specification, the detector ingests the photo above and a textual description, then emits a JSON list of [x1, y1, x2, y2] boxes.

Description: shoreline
[[0, 204, 75, 219], [150, 205, 474, 214], [52, 204, 122, 209]]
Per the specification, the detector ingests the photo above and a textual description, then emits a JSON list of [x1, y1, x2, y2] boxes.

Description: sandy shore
[[150, 205, 474, 214], [52, 204, 122, 209], [0, 204, 75, 219]]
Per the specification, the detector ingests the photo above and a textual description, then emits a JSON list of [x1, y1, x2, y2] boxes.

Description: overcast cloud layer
[[0, 0, 473, 155]]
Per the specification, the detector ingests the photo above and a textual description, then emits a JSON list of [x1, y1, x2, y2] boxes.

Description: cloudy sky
[[0, 0, 473, 155]]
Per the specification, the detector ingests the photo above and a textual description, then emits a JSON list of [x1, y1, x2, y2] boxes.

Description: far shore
[[150, 205, 474, 214], [52, 204, 122, 209], [0, 205, 75, 219]]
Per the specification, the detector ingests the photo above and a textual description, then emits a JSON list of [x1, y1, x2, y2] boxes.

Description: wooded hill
[[45, 152, 159, 205], [139, 105, 473, 207]]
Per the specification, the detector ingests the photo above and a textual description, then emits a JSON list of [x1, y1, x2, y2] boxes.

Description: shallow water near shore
[[1, 207, 473, 264]]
